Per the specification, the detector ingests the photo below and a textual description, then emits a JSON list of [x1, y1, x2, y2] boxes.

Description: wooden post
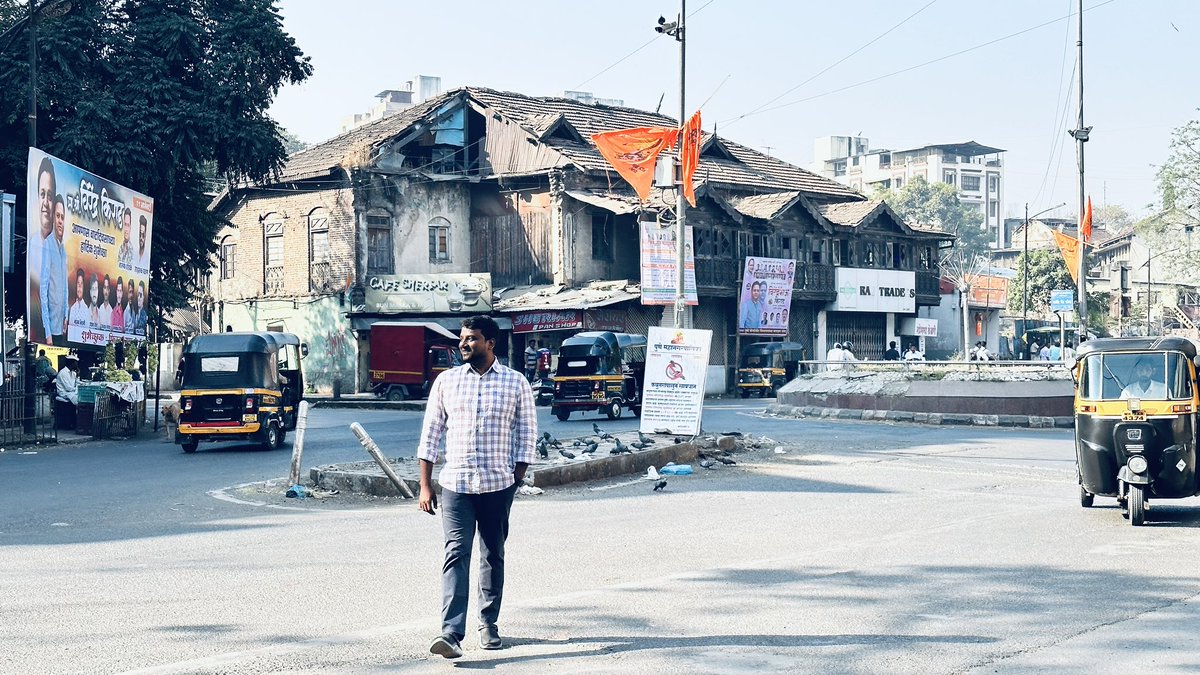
[[288, 400, 310, 487], [350, 421, 414, 499]]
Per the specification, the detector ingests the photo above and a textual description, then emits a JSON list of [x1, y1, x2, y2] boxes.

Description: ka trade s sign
[[833, 268, 915, 313]]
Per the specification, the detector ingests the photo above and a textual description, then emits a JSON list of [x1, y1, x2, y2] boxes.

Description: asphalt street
[[5, 400, 1200, 674]]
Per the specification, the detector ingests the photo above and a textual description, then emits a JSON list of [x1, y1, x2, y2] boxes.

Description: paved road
[[6, 401, 1200, 673]]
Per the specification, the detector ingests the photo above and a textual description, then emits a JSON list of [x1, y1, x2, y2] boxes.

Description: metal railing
[[0, 369, 57, 448], [798, 359, 1072, 378], [264, 265, 285, 294]]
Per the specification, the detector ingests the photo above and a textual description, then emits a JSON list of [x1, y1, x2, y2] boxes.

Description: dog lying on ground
[[162, 401, 181, 442]]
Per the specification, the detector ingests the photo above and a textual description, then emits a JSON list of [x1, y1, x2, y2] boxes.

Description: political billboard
[[737, 256, 796, 336], [639, 221, 697, 306], [27, 149, 154, 347]]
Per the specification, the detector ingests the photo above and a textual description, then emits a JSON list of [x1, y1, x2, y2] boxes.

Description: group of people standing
[[68, 267, 147, 338], [1028, 339, 1075, 362]]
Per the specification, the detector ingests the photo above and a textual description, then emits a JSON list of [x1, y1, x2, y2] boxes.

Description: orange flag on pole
[[590, 127, 679, 201], [1052, 230, 1082, 284], [1080, 196, 1094, 242], [680, 110, 702, 207]]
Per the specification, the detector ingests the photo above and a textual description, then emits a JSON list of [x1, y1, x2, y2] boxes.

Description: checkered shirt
[[417, 360, 537, 494]]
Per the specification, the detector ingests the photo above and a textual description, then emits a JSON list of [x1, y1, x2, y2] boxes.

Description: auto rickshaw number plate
[[1122, 411, 1147, 421]]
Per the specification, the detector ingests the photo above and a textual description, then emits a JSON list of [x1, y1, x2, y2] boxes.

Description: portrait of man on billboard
[[36, 158, 68, 345]]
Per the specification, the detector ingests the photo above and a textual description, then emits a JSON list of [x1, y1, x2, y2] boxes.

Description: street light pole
[[655, 2, 688, 329], [1069, 0, 1091, 345], [1019, 202, 1065, 358]]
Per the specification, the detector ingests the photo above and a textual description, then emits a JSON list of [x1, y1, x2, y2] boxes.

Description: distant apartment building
[[561, 90, 625, 107], [339, 76, 442, 134], [811, 136, 1006, 246]]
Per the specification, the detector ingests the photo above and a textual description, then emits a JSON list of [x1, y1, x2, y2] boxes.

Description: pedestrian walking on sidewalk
[[417, 315, 537, 659]]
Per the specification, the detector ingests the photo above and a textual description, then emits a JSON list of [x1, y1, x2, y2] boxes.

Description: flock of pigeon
[[532, 422, 740, 492]]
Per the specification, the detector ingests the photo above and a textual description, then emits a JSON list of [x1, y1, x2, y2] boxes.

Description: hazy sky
[[269, 0, 1199, 221]]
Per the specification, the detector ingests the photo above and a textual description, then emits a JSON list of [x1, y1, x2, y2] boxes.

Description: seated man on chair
[[55, 357, 80, 407]]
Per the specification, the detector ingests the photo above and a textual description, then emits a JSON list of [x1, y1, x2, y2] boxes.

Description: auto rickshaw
[[177, 331, 306, 453], [1073, 336, 1200, 525], [737, 341, 805, 398], [550, 331, 646, 421]]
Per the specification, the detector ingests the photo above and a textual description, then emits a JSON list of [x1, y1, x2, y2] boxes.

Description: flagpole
[[673, 0, 689, 330], [1070, 0, 1089, 344]]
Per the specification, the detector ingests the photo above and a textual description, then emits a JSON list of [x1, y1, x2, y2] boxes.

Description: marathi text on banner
[[737, 256, 796, 337], [639, 221, 697, 306], [639, 326, 712, 436], [26, 148, 154, 348]]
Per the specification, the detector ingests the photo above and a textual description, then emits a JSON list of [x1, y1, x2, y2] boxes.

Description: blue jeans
[[440, 483, 517, 640]]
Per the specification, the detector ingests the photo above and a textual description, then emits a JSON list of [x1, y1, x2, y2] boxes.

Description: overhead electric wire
[[571, 0, 718, 94], [718, 0, 1121, 126], [1032, 0, 1078, 206], [730, 0, 939, 125]]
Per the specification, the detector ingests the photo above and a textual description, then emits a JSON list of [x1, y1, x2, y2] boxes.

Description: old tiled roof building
[[209, 86, 950, 392]]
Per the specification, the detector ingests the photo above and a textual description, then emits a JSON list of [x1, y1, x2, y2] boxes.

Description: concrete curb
[[310, 441, 701, 497], [765, 404, 1074, 429]]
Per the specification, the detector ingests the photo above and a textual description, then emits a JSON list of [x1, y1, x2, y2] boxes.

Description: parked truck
[[368, 322, 461, 400]]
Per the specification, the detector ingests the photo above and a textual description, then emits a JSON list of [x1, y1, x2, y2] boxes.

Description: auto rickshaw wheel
[[264, 422, 282, 451], [387, 388, 405, 402], [606, 400, 623, 420], [553, 407, 570, 422], [1128, 484, 1146, 526], [1079, 486, 1094, 507], [181, 440, 198, 454]]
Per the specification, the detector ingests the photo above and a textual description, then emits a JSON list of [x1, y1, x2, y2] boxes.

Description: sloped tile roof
[[817, 200, 883, 226], [721, 191, 803, 219], [269, 86, 862, 199]]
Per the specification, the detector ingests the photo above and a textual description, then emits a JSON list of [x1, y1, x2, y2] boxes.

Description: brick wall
[[213, 187, 356, 304]]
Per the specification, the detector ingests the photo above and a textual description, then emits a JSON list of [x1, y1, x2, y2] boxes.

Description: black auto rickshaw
[[737, 341, 805, 398], [177, 331, 306, 453], [1073, 336, 1200, 525], [550, 331, 646, 421]]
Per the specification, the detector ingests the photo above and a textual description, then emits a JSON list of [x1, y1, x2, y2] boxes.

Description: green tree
[[1157, 113, 1200, 229], [877, 175, 989, 259], [1007, 249, 1109, 335], [0, 0, 311, 319]]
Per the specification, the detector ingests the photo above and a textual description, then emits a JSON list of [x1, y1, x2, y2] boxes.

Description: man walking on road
[[417, 315, 537, 659]]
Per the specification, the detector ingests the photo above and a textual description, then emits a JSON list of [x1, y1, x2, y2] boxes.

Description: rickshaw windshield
[[1080, 351, 1193, 401], [745, 355, 767, 368]]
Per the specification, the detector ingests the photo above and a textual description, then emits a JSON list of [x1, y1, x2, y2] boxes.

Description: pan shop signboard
[[833, 268, 916, 314], [364, 273, 492, 314], [639, 326, 712, 436], [511, 308, 626, 333]]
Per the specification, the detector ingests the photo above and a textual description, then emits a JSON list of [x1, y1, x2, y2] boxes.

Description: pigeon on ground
[[630, 441, 650, 450], [637, 432, 656, 445], [536, 440, 549, 459], [674, 437, 686, 444], [613, 438, 631, 454], [699, 459, 716, 469], [559, 449, 576, 460], [581, 442, 598, 454], [653, 479, 668, 492], [716, 455, 736, 465], [542, 432, 562, 448], [593, 423, 614, 440]]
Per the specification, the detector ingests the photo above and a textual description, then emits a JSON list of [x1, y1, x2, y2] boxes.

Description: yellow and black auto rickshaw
[[550, 331, 646, 421], [1073, 336, 1200, 525], [737, 341, 805, 398], [177, 332, 306, 453]]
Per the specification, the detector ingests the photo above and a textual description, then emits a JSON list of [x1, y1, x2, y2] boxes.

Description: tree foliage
[[1157, 114, 1200, 228], [0, 0, 311, 321], [877, 175, 988, 259], [1006, 249, 1109, 334]]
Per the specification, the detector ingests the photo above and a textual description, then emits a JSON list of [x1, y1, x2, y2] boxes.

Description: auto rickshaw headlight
[[1128, 455, 1149, 474], [1127, 398, 1142, 412]]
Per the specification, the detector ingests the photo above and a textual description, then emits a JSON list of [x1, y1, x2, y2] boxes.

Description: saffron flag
[[680, 110, 702, 207], [1052, 230, 1082, 284], [1080, 196, 1093, 242], [591, 127, 679, 201]]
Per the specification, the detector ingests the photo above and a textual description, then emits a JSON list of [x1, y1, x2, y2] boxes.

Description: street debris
[[517, 485, 544, 496], [660, 463, 693, 475]]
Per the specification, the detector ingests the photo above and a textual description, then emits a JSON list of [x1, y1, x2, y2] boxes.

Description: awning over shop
[[493, 280, 641, 312]]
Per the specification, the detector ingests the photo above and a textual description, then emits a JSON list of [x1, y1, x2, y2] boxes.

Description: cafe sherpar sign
[[364, 273, 492, 314], [27, 148, 154, 348], [833, 268, 916, 313]]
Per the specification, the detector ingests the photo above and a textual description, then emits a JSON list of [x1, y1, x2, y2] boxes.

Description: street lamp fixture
[[652, 3, 688, 329]]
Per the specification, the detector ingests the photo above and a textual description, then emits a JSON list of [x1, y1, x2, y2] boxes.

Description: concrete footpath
[[765, 403, 1074, 428]]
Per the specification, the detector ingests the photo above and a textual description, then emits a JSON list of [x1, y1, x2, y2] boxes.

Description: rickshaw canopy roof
[[1076, 336, 1198, 359], [561, 331, 646, 353], [185, 332, 300, 356]]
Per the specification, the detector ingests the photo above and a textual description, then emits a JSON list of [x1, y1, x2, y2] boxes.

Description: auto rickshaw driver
[[1120, 359, 1166, 399]]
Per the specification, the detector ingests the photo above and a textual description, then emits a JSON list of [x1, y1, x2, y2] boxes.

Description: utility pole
[[28, 0, 38, 147], [1069, 0, 1090, 345], [654, 2, 690, 329]]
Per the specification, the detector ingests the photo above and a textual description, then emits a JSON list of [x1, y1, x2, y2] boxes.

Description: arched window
[[366, 209, 393, 275], [429, 216, 451, 263], [219, 235, 237, 280]]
